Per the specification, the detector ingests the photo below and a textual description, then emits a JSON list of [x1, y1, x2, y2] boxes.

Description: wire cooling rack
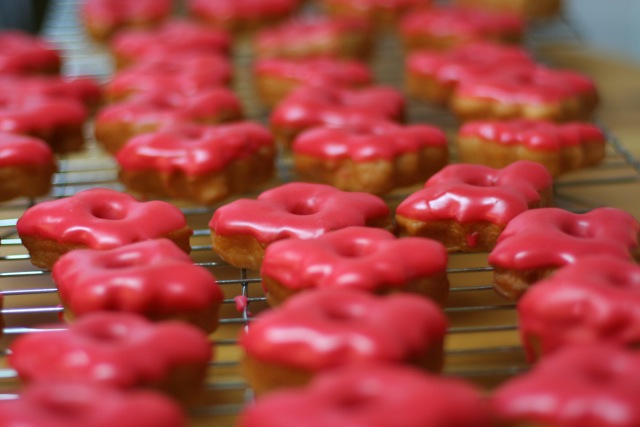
[[0, 1, 639, 425]]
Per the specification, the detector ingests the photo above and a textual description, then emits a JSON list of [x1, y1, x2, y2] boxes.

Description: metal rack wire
[[0, 0, 639, 423]]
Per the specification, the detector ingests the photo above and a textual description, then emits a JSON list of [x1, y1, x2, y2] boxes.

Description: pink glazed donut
[[81, 0, 172, 41], [0, 30, 61, 75]]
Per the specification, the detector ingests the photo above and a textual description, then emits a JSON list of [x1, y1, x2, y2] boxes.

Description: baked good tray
[[1, 1, 639, 426]]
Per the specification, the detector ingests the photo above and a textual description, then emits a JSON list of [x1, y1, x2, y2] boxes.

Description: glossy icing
[[518, 256, 640, 361], [0, 132, 54, 166], [81, 0, 171, 28], [9, 312, 212, 388], [0, 30, 61, 75], [270, 85, 404, 130], [491, 344, 640, 427], [458, 119, 606, 151], [396, 160, 552, 223], [239, 363, 489, 427], [0, 381, 186, 427], [292, 121, 446, 161], [488, 207, 640, 269], [209, 182, 390, 242], [16, 187, 191, 248], [189, 0, 299, 20], [52, 239, 223, 318], [241, 288, 446, 369], [255, 57, 372, 88], [116, 122, 274, 175], [0, 91, 87, 134], [261, 226, 447, 291]]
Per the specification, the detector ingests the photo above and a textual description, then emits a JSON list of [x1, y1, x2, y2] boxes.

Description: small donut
[[240, 289, 448, 394], [405, 41, 534, 105], [52, 239, 224, 332], [116, 122, 276, 205], [491, 344, 640, 427], [110, 20, 231, 69], [239, 363, 489, 426], [400, 6, 524, 52], [188, 0, 301, 34], [0, 381, 186, 427], [0, 75, 102, 110], [95, 87, 244, 155], [0, 132, 56, 202], [292, 121, 448, 194], [9, 312, 212, 401], [453, 0, 562, 19], [16, 187, 193, 270], [450, 65, 599, 122], [209, 182, 393, 270], [0, 30, 61, 76], [253, 16, 372, 60], [80, 0, 172, 41], [518, 256, 640, 362], [396, 160, 553, 252], [270, 85, 405, 149], [255, 57, 372, 107], [456, 119, 607, 176], [488, 207, 640, 300], [322, 0, 432, 28]]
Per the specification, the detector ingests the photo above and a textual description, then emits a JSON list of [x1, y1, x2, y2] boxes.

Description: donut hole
[[335, 393, 372, 412], [335, 240, 376, 258], [101, 252, 146, 270], [464, 175, 497, 187], [87, 322, 131, 343], [559, 219, 593, 239], [91, 203, 127, 221], [321, 302, 363, 322], [583, 364, 617, 386], [287, 201, 320, 216]]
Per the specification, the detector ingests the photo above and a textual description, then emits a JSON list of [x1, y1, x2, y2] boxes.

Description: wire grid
[[0, 0, 638, 422]]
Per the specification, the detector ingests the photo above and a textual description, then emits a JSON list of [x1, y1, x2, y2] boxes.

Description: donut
[[110, 20, 231, 69], [405, 41, 534, 106], [0, 75, 102, 110], [396, 160, 553, 252], [52, 239, 224, 332], [488, 207, 640, 300], [399, 6, 524, 52], [321, 0, 432, 28], [116, 122, 276, 205], [456, 119, 607, 176], [292, 121, 448, 194], [0, 30, 61, 76], [0, 132, 56, 202], [0, 381, 186, 427], [94, 87, 244, 155], [453, 0, 562, 19], [209, 182, 393, 270], [254, 57, 372, 107], [80, 0, 172, 41], [9, 312, 212, 401], [253, 16, 372, 60], [270, 85, 405, 149], [240, 289, 448, 394], [239, 363, 489, 426], [518, 256, 640, 362], [16, 187, 193, 270], [490, 344, 640, 427], [260, 226, 449, 306], [188, 0, 301, 34], [450, 65, 599, 122]]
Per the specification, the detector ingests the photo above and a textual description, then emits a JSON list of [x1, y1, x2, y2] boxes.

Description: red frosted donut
[[240, 288, 448, 394], [491, 344, 640, 427], [518, 256, 640, 362], [239, 363, 490, 426], [95, 87, 243, 154], [209, 182, 393, 270], [255, 57, 372, 107], [16, 187, 193, 270], [292, 121, 448, 194], [453, 0, 562, 19], [261, 226, 449, 306], [0, 381, 186, 427], [110, 20, 231, 68], [254, 16, 372, 60], [188, 0, 301, 33], [0, 132, 56, 201], [270, 85, 405, 149], [0, 30, 61, 76], [322, 0, 433, 28], [405, 41, 534, 105], [450, 65, 599, 122], [80, 0, 172, 41], [0, 75, 102, 110], [456, 119, 606, 176], [116, 122, 276, 205], [488, 207, 640, 300], [52, 239, 223, 331], [396, 160, 553, 252], [400, 6, 524, 51], [9, 312, 212, 400]]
